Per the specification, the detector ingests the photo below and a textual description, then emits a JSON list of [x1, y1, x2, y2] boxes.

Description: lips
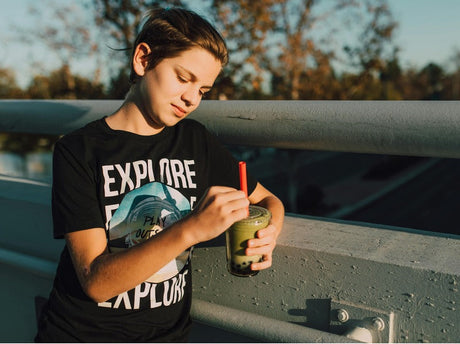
[[171, 104, 187, 118]]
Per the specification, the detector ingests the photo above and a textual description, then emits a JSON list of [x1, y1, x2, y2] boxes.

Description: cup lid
[[238, 205, 271, 224]]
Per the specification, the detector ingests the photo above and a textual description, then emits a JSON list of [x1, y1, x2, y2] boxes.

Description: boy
[[36, 7, 284, 342]]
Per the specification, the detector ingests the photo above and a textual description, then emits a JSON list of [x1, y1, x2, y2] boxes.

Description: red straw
[[239, 161, 249, 216], [239, 161, 248, 197]]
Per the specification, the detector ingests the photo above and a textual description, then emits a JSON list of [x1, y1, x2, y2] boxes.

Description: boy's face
[[137, 46, 222, 129]]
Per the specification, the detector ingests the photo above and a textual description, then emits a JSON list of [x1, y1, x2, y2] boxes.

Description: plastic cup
[[226, 205, 271, 277]]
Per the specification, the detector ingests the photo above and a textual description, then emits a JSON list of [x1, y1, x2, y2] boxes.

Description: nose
[[181, 86, 201, 108]]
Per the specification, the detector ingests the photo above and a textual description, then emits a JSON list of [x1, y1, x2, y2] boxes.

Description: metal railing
[[1, 99, 460, 158]]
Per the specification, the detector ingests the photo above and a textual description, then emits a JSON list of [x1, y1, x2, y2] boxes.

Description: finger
[[251, 255, 272, 271], [256, 224, 277, 238], [222, 197, 250, 221], [207, 185, 239, 194], [208, 186, 246, 200], [245, 242, 274, 256], [210, 190, 249, 209], [198, 188, 248, 217], [231, 206, 252, 223], [247, 236, 273, 249], [247, 225, 277, 249]]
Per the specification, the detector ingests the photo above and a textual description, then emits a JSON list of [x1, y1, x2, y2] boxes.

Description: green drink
[[226, 205, 271, 277]]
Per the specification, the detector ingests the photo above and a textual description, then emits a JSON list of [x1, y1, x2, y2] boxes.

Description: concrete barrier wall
[[0, 176, 458, 342], [192, 215, 459, 343]]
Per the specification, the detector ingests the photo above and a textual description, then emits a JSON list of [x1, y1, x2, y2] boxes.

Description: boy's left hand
[[245, 223, 278, 271]]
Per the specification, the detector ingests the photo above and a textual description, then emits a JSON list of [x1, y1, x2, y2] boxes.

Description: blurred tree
[[16, 1, 103, 97], [418, 62, 445, 100], [395, 62, 446, 100], [344, 1, 397, 72], [342, 0, 398, 99], [453, 50, 460, 98], [379, 55, 403, 99], [206, 75, 236, 100], [0, 68, 25, 99], [0, 133, 57, 155], [106, 69, 131, 99], [27, 65, 105, 99], [271, 0, 356, 100], [27, 75, 52, 99], [210, 0, 276, 98], [394, 67, 420, 100], [446, 49, 460, 99], [91, 0, 188, 98], [211, 0, 398, 100]]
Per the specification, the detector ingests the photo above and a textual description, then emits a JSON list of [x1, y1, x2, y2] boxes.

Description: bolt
[[372, 317, 385, 331], [337, 309, 349, 323]]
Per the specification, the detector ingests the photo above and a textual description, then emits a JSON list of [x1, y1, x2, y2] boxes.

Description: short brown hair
[[129, 7, 228, 84]]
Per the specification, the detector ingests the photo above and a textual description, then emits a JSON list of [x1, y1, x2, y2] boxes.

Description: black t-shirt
[[36, 118, 257, 342]]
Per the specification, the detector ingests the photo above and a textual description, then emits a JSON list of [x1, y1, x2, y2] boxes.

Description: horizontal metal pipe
[[1, 100, 459, 158], [197, 100, 460, 159], [191, 299, 358, 343], [0, 247, 57, 278]]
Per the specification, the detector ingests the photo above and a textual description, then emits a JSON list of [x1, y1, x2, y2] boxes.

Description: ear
[[132, 42, 151, 77]]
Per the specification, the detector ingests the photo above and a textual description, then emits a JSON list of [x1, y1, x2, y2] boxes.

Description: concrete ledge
[[279, 214, 460, 275]]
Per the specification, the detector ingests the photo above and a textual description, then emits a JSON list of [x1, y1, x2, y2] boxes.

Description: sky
[[1, 0, 460, 88], [387, 0, 460, 69]]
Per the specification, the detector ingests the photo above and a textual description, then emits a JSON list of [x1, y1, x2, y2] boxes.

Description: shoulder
[[173, 118, 212, 139], [55, 118, 108, 150]]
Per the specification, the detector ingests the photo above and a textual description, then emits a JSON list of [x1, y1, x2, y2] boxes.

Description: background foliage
[[1, 0, 460, 101]]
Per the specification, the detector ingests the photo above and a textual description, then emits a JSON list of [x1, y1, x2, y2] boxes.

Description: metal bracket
[[330, 300, 395, 343]]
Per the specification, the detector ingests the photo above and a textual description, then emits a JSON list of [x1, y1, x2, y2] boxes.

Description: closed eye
[[200, 87, 212, 97], [177, 74, 188, 83]]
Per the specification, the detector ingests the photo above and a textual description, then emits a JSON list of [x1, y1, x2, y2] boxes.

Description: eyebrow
[[176, 65, 213, 90]]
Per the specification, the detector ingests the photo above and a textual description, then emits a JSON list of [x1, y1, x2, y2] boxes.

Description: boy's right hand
[[186, 186, 249, 244]]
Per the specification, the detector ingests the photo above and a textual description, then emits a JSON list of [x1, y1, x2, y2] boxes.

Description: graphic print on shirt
[[107, 182, 191, 283]]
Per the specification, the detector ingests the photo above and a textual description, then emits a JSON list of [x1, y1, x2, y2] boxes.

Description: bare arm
[[66, 186, 249, 303]]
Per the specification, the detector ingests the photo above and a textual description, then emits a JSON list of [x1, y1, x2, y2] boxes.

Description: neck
[[106, 87, 165, 136]]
